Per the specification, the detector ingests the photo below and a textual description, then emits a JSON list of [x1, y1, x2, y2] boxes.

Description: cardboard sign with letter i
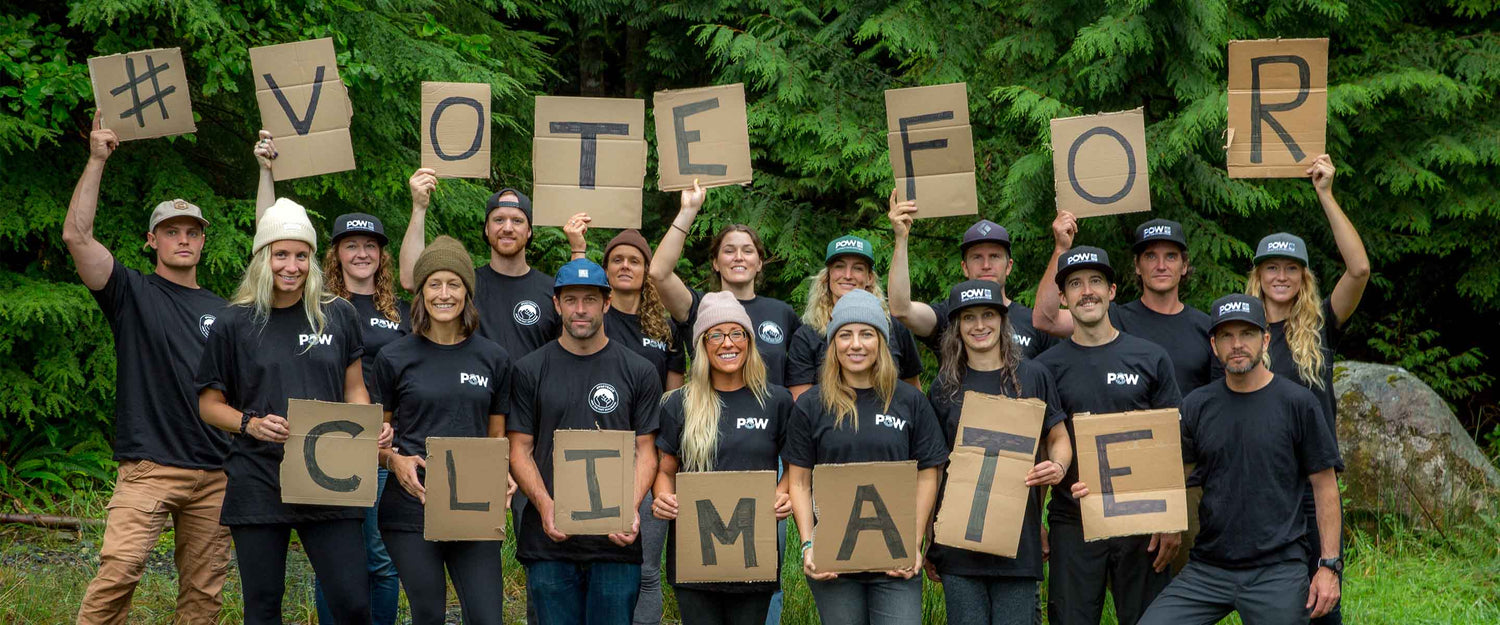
[[812, 461, 919, 574], [675, 470, 779, 583], [884, 83, 979, 219], [1073, 409, 1188, 541], [552, 429, 636, 535], [424, 437, 508, 541], [280, 399, 382, 506], [249, 38, 356, 181], [1050, 108, 1151, 219], [88, 48, 197, 141], [1226, 39, 1329, 178], [653, 84, 753, 191], [934, 392, 1047, 558]]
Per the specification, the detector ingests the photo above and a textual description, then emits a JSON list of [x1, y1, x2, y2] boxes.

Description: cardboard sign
[[1050, 108, 1151, 219], [674, 471, 779, 583], [884, 83, 978, 219], [812, 461, 918, 574], [87, 48, 196, 141], [653, 84, 753, 191], [424, 437, 508, 541], [533, 96, 647, 229], [249, 38, 356, 181], [552, 429, 636, 535], [1226, 39, 1329, 178], [280, 399, 381, 506], [1073, 409, 1188, 541], [934, 392, 1047, 558], [421, 82, 492, 179]]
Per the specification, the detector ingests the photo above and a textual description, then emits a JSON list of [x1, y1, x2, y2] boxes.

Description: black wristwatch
[[1317, 556, 1343, 577], [239, 410, 258, 436]]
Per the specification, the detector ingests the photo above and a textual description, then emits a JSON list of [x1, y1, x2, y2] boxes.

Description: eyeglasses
[[705, 330, 749, 345]]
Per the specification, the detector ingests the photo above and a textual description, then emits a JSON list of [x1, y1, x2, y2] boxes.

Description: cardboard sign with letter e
[[553, 429, 636, 535], [1051, 108, 1151, 219], [812, 461, 918, 574], [250, 38, 356, 181], [675, 471, 779, 583], [534, 96, 647, 229], [424, 437, 508, 541], [421, 82, 491, 179], [1226, 39, 1329, 178], [1073, 409, 1188, 541], [88, 48, 196, 141], [280, 399, 381, 506], [653, 84, 753, 191], [885, 83, 978, 219], [935, 392, 1047, 558]]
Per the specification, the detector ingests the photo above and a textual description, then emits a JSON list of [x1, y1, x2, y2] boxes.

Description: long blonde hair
[[819, 330, 898, 430], [323, 246, 400, 322], [1246, 263, 1326, 389], [800, 267, 889, 334], [233, 245, 336, 350], [672, 328, 770, 472]]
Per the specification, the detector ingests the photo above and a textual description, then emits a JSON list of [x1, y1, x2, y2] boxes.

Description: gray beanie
[[827, 289, 889, 341]]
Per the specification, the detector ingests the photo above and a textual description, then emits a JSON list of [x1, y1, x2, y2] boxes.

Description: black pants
[[382, 529, 506, 625], [230, 519, 370, 625], [673, 587, 775, 625], [1139, 560, 1309, 624], [1302, 493, 1343, 625], [1047, 521, 1171, 625]]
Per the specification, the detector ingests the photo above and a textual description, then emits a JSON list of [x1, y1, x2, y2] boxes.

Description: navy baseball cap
[[945, 279, 1008, 319], [330, 213, 387, 246], [1253, 233, 1309, 266], [961, 220, 1011, 253], [824, 235, 875, 266], [553, 258, 611, 293], [1055, 245, 1114, 288], [1132, 218, 1187, 254], [1209, 293, 1268, 332], [486, 188, 533, 223]]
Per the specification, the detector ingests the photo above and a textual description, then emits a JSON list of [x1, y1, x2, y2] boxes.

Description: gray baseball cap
[[1253, 233, 1309, 265], [147, 199, 208, 233]]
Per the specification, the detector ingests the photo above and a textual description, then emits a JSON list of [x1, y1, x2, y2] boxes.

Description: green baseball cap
[[824, 235, 875, 266]]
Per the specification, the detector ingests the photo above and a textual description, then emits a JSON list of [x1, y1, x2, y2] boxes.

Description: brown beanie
[[412, 236, 476, 294], [604, 229, 653, 265]]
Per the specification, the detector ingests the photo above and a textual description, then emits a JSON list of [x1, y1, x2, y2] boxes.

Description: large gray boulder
[[1335, 361, 1500, 524]]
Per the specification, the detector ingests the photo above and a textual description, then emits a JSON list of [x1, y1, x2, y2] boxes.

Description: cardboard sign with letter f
[[553, 429, 636, 535], [1073, 409, 1188, 541], [884, 83, 979, 219], [935, 392, 1047, 558], [280, 399, 381, 506], [812, 461, 918, 574]]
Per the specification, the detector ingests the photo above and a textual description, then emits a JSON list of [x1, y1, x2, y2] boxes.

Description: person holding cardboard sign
[[372, 237, 515, 625], [194, 199, 378, 625], [651, 293, 795, 625], [925, 281, 1072, 625], [783, 290, 947, 625]]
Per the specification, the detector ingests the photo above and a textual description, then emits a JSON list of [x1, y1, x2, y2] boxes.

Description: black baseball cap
[[330, 213, 387, 246], [961, 219, 1011, 253], [1054, 245, 1114, 288], [1209, 293, 1268, 332], [1132, 218, 1187, 254], [945, 279, 1008, 319], [486, 188, 533, 223]]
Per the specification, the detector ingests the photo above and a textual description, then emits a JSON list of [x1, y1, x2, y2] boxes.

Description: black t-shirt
[[926, 299, 1058, 361], [785, 319, 925, 387], [1268, 299, 1344, 442], [1034, 331, 1182, 525], [925, 361, 1067, 579], [782, 384, 948, 470], [1181, 376, 1342, 568], [657, 385, 793, 593], [194, 298, 366, 525], [347, 293, 410, 404], [375, 334, 513, 532], [91, 260, 229, 470], [474, 266, 560, 359], [685, 289, 801, 387], [1109, 300, 1222, 395], [508, 340, 662, 564], [605, 306, 686, 388]]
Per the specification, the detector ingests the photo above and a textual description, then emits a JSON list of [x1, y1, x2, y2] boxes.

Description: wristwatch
[[239, 410, 258, 436], [1317, 556, 1343, 577]]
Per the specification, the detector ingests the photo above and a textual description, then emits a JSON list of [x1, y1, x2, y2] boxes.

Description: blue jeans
[[316, 468, 399, 625], [942, 574, 1036, 625], [765, 460, 786, 625], [527, 560, 642, 625], [807, 574, 923, 625]]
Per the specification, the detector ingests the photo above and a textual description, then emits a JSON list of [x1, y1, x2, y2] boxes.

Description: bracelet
[[671, 223, 690, 235], [571, 248, 586, 254], [800, 540, 814, 555], [239, 410, 258, 436]]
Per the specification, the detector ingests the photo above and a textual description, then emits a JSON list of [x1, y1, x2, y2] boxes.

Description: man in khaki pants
[[63, 120, 233, 624]]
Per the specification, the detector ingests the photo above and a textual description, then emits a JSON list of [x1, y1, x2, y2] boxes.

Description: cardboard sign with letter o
[[812, 461, 918, 574], [1073, 409, 1188, 541], [421, 82, 491, 179], [280, 399, 381, 506], [675, 470, 779, 583], [1051, 108, 1151, 219], [553, 429, 636, 535], [934, 392, 1047, 558]]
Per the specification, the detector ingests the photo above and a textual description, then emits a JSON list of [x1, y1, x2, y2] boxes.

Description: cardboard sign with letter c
[[280, 399, 381, 507]]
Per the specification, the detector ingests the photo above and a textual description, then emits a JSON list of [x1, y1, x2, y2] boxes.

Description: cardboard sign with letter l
[[812, 461, 918, 574], [280, 399, 381, 506], [249, 38, 356, 181], [884, 83, 978, 219], [935, 392, 1047, 558], [533, 96, 647, 229], [675, 470, 779, 583], [1051, 108, 1151, 219], [653, 84, 753, 191], [425, 437, 508, 541], [88, 48, 196, 141], [553, 429, 636, 535], [1226, 38, 1329, 178], [421, 82, 491, 179], [1073, 409, 1188, 541]]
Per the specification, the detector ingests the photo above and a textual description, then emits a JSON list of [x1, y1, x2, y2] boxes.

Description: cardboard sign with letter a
[[1073, 409, 1188, 541], [884, 83, 978, 219], [533, 96, 647, 229], [424, 437, 508, 541], [280, 399, 381, 506], [421, 82, 491, 179], [812, 461, 918, 574], [935, 392, 1047, 558], [88, 48, 196, 141], [553, 429, 636, 535], [653, 84, 753, 191], [1050, 108, 1151, 219], [1226, 39, 1329, 178], [675, 471, 778, 583], [249, 38, 356, 181]]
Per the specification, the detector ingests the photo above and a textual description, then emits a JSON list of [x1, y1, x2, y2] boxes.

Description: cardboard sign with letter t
[[1073, 409, 1188, 541], [533, 96, 647, 229], [552, 429, 636, 535], [934, 392, 1047, 558], [884, 83, 978, 219], [280, 399, 381, 507]]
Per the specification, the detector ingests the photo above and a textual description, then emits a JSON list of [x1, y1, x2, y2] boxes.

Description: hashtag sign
[[110, 55, 176, 127], [88, 47, 196, 141]]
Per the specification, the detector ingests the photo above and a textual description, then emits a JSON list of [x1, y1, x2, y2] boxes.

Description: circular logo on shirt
[[513, 300, 540, 326], [757, 320, 784, 345], [198, 314, 216, 338], [589, 383, 620, 414]]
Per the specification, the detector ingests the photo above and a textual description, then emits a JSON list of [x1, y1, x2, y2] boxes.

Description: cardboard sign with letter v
[[553, 429, 636, 535], [280, 399, 381, 506], [884, 83, 978, 219], [421, 82, 492, 179], [1051, 108, 1151, 219], [935, 392, 1047, 558], [88, 48, 196, 141], [533, 96, 647, 229], [249, 37, 356, 181], [424, 437, 508, 541], [675, 470, 779, 583], [1226, 38, 1329, 178], [1073, 409, 1188, 541], [812, 461, 918, 574], [653, 84, 753, 191]]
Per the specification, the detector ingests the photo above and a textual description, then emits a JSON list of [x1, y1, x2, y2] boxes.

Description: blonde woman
[[784, 290, 946, 625], [650, 292, 795, 625]]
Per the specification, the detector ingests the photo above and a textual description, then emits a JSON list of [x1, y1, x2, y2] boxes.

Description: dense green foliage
[[3, 0, 1499, 509]]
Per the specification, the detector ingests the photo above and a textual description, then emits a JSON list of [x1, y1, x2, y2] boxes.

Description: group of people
[[63, 120, 1368, 625]]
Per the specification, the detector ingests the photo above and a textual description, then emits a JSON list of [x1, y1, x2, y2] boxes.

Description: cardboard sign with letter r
[[812, 461, 918, 574], [553, 429, 636, 535], [249, 38, 356, 181], [1050, 108, 1151, 219], [1073, 409, 1188, 541], [533, 96, 647, 229], [280, 399, 381, 507], [653, 84, 753, 191], [425, 437, 508, 541], [935, 392, 1047, 558], [675, 470, 779, 583], [884, 83, 978, 219], [88, 48, 196, 141], [421, 82, 491, 179], [1226, 38, 1329, 178]]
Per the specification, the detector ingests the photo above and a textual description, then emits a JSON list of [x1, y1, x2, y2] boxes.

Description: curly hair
[[323, 246, 400, 323], [638, 278, 674, 345], [1246, 263, 1326, 389]]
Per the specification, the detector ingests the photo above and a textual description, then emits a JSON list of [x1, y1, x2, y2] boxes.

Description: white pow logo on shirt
[[514, 300, 540, 326], [198, 314, 216, 338], [589, 383, 619, 414], [758, 320, 784, 345]]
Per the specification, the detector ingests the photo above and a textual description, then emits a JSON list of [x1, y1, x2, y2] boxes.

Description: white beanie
[[254, 197, 317, 254]]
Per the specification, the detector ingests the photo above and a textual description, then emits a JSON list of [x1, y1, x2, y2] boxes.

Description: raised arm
[[1032, 211, 1078, 338], [887, 190, 939, 337], [253, 131, 278, 220], [399, 168, 437, 292], [1308, 155, 1370, 327], [648, 182, 705, 323], [563, 213, 591, 260], [62, 120, 119, 291]]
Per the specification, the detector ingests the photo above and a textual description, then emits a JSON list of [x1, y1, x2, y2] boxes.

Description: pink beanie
[[692, 292, 754, 344]]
